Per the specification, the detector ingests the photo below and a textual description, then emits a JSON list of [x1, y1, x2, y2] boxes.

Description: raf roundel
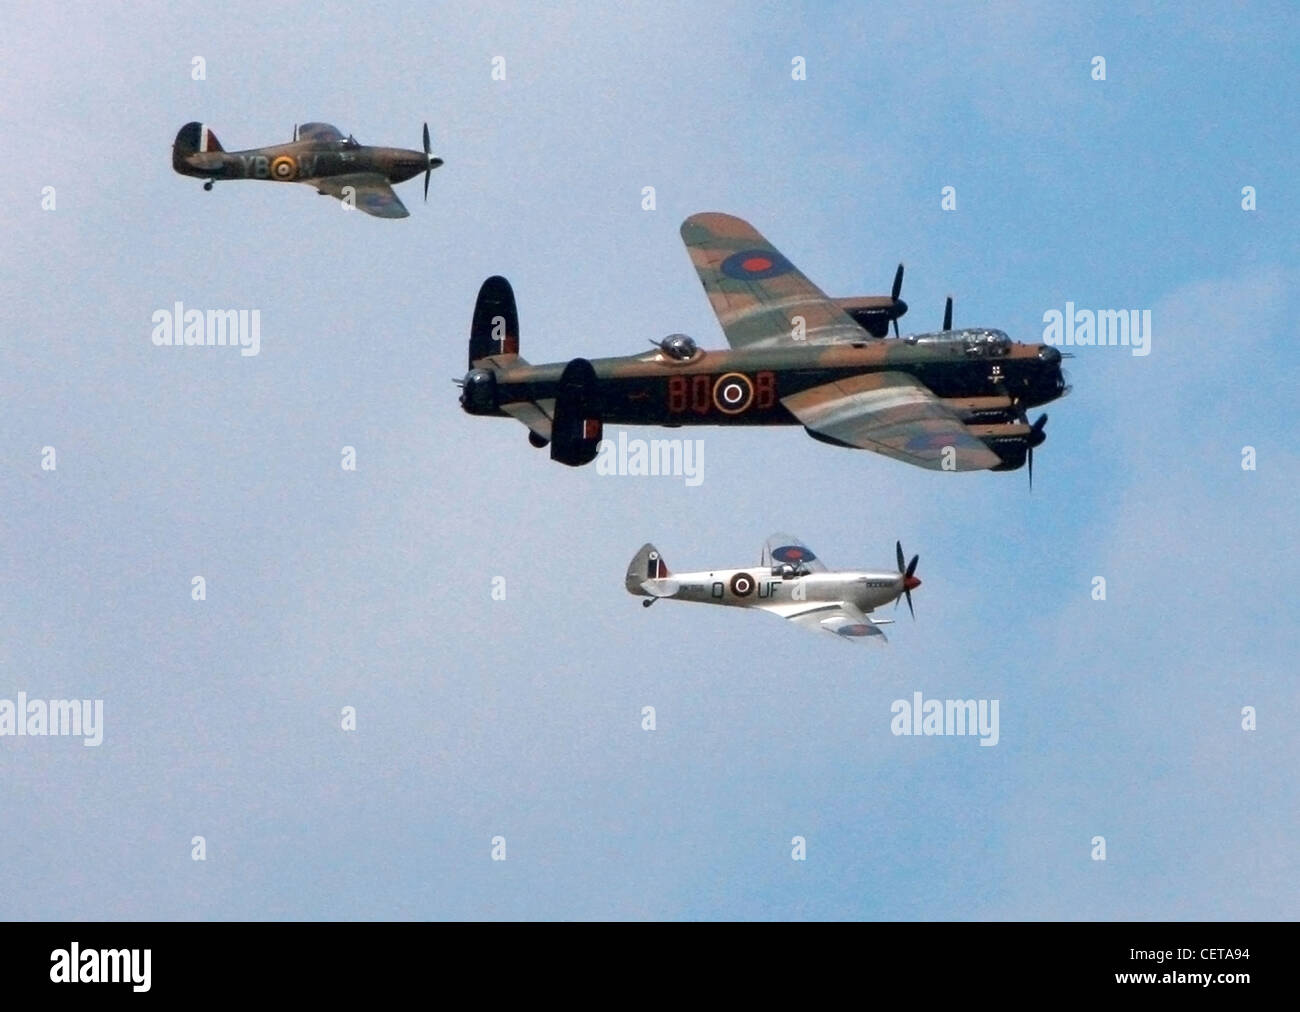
[[712, 372, 754, 415], [770, 544, 816, 565], [729, 572, 756, 598], [720, 248, 795, 281], [270, 155, 297, 181]]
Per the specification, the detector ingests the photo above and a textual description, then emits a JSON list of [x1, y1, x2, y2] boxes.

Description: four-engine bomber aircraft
[[460, 213, 1070, 478], [626, 534, 922, 644], [171, 121, 443, 218]]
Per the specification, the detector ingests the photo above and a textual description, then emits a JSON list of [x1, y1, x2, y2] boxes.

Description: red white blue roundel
[[770, 544, 816, 564], [729, 572, 756, 597], [720, 249, 795, 281], [836, 623, 874, 638]]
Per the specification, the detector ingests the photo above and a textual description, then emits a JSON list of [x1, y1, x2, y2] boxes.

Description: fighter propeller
[[422, 122, 443, 202], [894, 540, 921, 619]]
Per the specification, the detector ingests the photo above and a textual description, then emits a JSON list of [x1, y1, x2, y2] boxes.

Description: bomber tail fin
[[470, 275, 520, 368], [550, 358, 602, 467]]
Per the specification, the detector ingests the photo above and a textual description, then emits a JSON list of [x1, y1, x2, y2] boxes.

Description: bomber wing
[[760, 533, 828, 573], [297, 122, 345, 143], [309, 173, 409, 219], [782, 370, 1002, 471], [784, 602, 888, 644], [501, 400, 554, 442], [680, 212, 869, 349]]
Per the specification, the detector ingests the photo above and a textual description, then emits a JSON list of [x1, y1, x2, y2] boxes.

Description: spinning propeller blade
[[422, 121, 435, 202], [894, 541, 921, 619], [1027, 413, 1047, 490], [890, 264, 905, 337]]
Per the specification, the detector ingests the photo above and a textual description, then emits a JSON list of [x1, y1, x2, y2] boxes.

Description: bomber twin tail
[[460, 213, 1070, 479], [626, 534, 922, 644], [171, 121, 443, 218]]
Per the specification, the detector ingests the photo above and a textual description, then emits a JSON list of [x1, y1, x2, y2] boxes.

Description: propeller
[[894, 540, 921, 619], [1027, 413, 1047, 490], [422, 121, 442, 202], [942, 295, 953, 331], [890, 263, 905, 337], [293, 123, 298, 141]]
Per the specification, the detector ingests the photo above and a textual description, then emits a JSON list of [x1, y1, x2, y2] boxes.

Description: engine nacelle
[[972, 418, 1047, 471], [460, 368, 498, 414], [833, 298, 902, 338]]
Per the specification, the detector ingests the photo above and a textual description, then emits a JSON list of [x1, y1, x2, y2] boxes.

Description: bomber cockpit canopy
[[907, 327, 1011, 355], [963, 328, 1011, 352]]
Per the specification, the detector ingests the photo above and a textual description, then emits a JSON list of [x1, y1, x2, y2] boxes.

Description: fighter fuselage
[[174, 142, 432, 184], [641, 567, 911, 614]]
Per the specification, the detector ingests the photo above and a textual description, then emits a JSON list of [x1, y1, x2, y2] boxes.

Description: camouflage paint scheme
[[626, 534, 923, 645], [460, 212, 1070, 472], [171, 121, 443, 218]]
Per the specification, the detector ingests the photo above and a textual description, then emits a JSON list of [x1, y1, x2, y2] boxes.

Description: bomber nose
[[1039, 344, 1062, 363], [903, 575, 921, 591]]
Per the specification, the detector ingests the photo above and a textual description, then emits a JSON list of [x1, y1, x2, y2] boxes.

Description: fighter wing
[[309, 173, 409, 219], [297, 122, 344, 142], [680, 212, 870, 349], [761, 533, 827, 573], [782, 370, 1002, 471], [785, 602, 888, 644]]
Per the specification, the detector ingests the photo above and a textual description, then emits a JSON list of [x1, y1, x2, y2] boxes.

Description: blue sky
[[1, 1, 1296, 919]]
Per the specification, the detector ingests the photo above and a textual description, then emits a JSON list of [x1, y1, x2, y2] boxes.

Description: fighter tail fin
[[174, 122, 223, 154], [470, 275, 520, 368], [626, 543, 671, 595], [173, 122, 224, 172]]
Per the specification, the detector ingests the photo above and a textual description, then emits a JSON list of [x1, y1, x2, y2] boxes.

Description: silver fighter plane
[[625, 533, 921, 644]]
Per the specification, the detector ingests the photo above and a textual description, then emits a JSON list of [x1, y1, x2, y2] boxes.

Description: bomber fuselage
[[465, 334, 1067, 429]]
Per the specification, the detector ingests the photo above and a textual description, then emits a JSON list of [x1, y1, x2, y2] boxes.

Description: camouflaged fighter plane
[[171, 121, 443, 218], [626, 534, 922, 644], [460, 213, 1070, 479]]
